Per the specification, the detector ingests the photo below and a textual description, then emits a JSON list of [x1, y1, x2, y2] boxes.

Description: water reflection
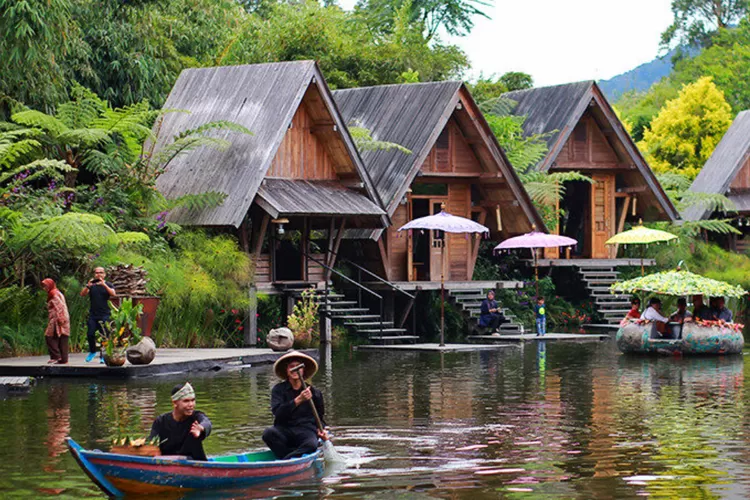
[[1, 342, 750, 498]]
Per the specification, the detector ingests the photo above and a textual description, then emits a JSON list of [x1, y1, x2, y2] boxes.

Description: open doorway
[[559, 180, 590, 257], [411, 199, 430, 280], [273, 231, 304, 282]]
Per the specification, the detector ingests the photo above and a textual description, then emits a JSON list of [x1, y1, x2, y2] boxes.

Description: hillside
[[598, 52, 674, 101]]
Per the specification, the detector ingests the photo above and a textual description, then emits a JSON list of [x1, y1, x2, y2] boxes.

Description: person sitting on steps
[[479, 290, 506, 334]]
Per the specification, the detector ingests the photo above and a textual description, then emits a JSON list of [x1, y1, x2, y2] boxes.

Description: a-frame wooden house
[[333, 82, 545, 285], [154, 61, 387, 342], [682, 110, 750, 252], [504, 81, 678, 260]]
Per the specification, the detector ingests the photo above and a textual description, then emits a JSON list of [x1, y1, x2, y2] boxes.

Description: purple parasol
[[398, 209, 489, 347], [495, 230, 578, 298], [494, 231, 577, 250], [398, 210, 490, 234]]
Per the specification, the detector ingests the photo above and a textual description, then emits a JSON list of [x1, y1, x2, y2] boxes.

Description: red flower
[[220, 310, 225, 314], [235, 318, 241, 324], [231, 309, 239, 315], [238, 326, 244, 331]]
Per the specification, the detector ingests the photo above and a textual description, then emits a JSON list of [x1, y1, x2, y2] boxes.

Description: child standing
[[535, 296, 546, 337]]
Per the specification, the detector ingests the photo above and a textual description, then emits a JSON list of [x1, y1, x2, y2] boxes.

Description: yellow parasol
[[605, 222, 677, 275]]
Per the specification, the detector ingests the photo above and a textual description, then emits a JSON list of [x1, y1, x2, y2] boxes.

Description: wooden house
[[682, 110, 750, 252], [154, 62, 387, 342], [333, 82, 545, 284], [503, 81, 678, 260]]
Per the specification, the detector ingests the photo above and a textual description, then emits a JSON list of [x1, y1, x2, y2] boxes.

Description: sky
[[339, 0, 675, 87]]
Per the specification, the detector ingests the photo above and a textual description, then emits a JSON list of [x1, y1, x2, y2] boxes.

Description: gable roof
[[682, 110, 750, 221], [503, 81, 679, 221], [154, 61, 382, 227], [332, 82, 545, 230]]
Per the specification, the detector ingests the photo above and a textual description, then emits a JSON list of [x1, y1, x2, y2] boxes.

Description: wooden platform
[[534, 258, 655, 268], [468, 333, 611, 343], [0, 348, 317, 379], [582, 324, 621, 331], [0, 376, 33, 397], [368, 280, 523, 291], [355, 343, 516, 352]]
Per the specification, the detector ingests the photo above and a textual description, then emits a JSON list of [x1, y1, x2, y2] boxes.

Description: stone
[[267, 328, 294, 352], [126, 337, 156, 365]]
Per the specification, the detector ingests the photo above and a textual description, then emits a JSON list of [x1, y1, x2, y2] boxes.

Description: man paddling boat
[[149, 382, 212, 460], [263, 351, 329, 459]]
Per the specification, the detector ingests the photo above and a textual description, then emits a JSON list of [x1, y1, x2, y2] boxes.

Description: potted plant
[[100, 299, 144, 367]]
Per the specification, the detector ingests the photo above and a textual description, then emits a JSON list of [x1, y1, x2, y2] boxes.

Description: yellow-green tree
[[638, 77, 732, 180]]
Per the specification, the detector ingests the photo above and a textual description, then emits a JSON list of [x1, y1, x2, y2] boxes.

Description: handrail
[[300, 250, 382, 300], [342, 259, 415, 299]]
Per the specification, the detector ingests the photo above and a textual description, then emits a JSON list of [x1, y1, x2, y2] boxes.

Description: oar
[[290, 365, 346, 464]]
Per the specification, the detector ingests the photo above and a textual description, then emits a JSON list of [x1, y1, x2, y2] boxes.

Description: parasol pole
[[641, 246, 645, 276], [440, 233, 445, 347], [534, 248, 539, 299]]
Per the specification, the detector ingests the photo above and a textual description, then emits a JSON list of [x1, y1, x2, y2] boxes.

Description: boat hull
[[66, 438, 321, 497], [616, 322, 744, 355]]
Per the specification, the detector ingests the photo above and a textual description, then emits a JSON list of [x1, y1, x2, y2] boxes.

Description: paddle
[[290, 365, 346, 464]]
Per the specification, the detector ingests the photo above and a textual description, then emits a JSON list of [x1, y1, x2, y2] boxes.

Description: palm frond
[[56, 85, 107, 128], [678, 192, 736, 213], [153, 136, 232, 171], [174, 120, 252, 141], [547, 171, 594, 184], [349, 126, 411, 154], [679, 219, 741, 236], [0, 159, 73, 186], [9, 212, 115, 254], [57, 128, 112, 148], [0, 139, 42, 169], [656, 172, 692, 192], [11, 110, 69, 136]]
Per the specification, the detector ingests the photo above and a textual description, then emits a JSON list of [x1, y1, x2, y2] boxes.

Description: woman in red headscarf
[[41, 279, 70, 364]]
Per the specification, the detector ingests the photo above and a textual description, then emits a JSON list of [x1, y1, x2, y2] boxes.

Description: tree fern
[[349, 125, 411, 154], [11, 109, 69, 136], [0, 159, 73, 188], [678, 192, 737, 213], [680, 219, 741, 236], [9, 212, 115, 254], [165, 192, 228, 212]]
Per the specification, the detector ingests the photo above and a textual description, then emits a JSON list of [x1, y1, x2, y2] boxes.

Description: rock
[[126, 337, 156, 365], [267, 328, 294, 352]]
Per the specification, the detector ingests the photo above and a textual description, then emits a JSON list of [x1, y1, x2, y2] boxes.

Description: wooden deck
[[355, 343, 516, 352], [468, 333, 611, 343], [534, 258, 655, 268], [368, 280, 523, 291], [0, 348, 317, 379]]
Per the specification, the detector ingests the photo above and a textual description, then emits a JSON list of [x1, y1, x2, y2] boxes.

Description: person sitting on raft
[[670, 298, 692, 323], [710, 296, 733, 322], [692, 295, 712, 321], [625, 297, 641, 320], [263, 351, 328, 459], [641, 297, 669, 337], [149, 382, 212, 460]]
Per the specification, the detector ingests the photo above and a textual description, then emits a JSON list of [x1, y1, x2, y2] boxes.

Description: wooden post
[[613, 196, 631, 257], [245, 285, 258, 346], [301, 217, 309, 281], [324, 218, 346, 281]]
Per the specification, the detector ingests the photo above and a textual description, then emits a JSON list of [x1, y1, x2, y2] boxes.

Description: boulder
[[267, 328, 294, 352], [126, 337, 156, 365]]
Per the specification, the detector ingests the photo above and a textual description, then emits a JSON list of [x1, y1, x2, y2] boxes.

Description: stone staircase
[[448, 289, 525, 334], [293, 288, 418, 344], [578, 267, 630, 325]]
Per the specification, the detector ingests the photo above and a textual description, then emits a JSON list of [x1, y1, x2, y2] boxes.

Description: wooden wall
[[447, 183, 471, 280], [387, 203, 410, 281], [420, 119, 482, 174], [556, 114, 619, 168], [267, 102, 338, 180], [730, 155, 750, 190]]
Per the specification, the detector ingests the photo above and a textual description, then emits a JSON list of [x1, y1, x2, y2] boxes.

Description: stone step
[[449, 289, 484, 295], [368, 335, 420, 342], [602, 309, 631, 316], [335, 314, 381, 320], [345, 321, 395, 328], [325, 307, 371, 314], [318, 300, 358, 307], [452, 294, 486, 301], [358, 328, 408, 334], [583, 279, 618, 286], [597, 301, 632, 309], [457, 301, 483, 309], [580, 271, 619, 277]]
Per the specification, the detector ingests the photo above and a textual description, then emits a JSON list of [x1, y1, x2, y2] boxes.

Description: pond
[[1, 338, 749, 498]]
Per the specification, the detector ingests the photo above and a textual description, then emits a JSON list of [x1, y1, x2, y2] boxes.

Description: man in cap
[[149, 382, 212, 460], [263, 351, 328, 459]]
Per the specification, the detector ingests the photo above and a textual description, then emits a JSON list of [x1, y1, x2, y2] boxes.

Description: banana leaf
[[611, 270, 746, 298]]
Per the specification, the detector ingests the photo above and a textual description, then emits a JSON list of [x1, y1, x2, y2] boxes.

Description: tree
[[638, 77, 732, 180], [615, 79, 681, 142], [355, 0, 491, 40], [661, 0, 750, 51], [499, 72, 533, 91]]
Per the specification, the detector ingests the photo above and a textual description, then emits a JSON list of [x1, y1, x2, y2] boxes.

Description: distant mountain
[[598, 51, 675, 102]]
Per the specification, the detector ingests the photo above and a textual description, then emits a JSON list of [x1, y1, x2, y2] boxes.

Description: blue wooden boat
[[66, 438, 321, 497], [616, 322, 744, 355]]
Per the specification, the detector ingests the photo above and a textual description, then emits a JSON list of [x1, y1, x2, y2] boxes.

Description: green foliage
[[349, 126, 412, 154], [287, 288, 319, 348], [616, 80, 681, 142], [660, 0, 749, 51], [9, 212, 114, 256], [639, 77, 732, 180], [102, 298, 144, 357], [652, 239, 750, 290]]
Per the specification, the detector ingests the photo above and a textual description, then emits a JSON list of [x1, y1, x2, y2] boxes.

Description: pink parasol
[[399, 208, 489, 346], [494, 230, 577, 297]]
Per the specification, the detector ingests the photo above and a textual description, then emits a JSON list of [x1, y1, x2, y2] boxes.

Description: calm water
[[2, 339, 750, 499]]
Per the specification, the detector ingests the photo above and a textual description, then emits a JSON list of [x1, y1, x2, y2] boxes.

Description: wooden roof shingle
[[503, 81, 679, 221], [154, 61, 382, 227], [256, 179, 385, 218], [682, 110, 750, 221]]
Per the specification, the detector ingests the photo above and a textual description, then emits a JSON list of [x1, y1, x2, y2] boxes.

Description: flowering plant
[[100, 299, 143, 357]]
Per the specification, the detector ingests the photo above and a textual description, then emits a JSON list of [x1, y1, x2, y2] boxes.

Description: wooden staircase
[[448, 289, 525, 334], [578, 267, 630, 325]]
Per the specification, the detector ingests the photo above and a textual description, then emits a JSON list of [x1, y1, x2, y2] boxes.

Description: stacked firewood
[[107, 264, 149, 296]]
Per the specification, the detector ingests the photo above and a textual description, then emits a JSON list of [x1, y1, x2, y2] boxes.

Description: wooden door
[[407, 199, 414, 281], [590, 174, 615, 259], [430, 200, 446, 281]]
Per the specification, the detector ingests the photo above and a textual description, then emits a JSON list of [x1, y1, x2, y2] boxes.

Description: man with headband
[[263, 351, 328, 459], [149, 382, 212, 460]]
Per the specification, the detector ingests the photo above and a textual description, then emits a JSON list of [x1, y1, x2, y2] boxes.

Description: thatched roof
[[333, 82, 545, 231], [682, 110, 750, 221], [503, 81, 679, 221], [154, 61, 382, 227]]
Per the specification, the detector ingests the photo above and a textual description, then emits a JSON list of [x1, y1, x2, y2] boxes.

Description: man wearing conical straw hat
[[262, 351, 328, 459], [148, 382, 212, 460]]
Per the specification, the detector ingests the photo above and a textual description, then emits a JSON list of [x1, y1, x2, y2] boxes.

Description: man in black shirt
[[80, 267, 116, 362], [149, 382, 212, 460], [262, 351, 328, 459]]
